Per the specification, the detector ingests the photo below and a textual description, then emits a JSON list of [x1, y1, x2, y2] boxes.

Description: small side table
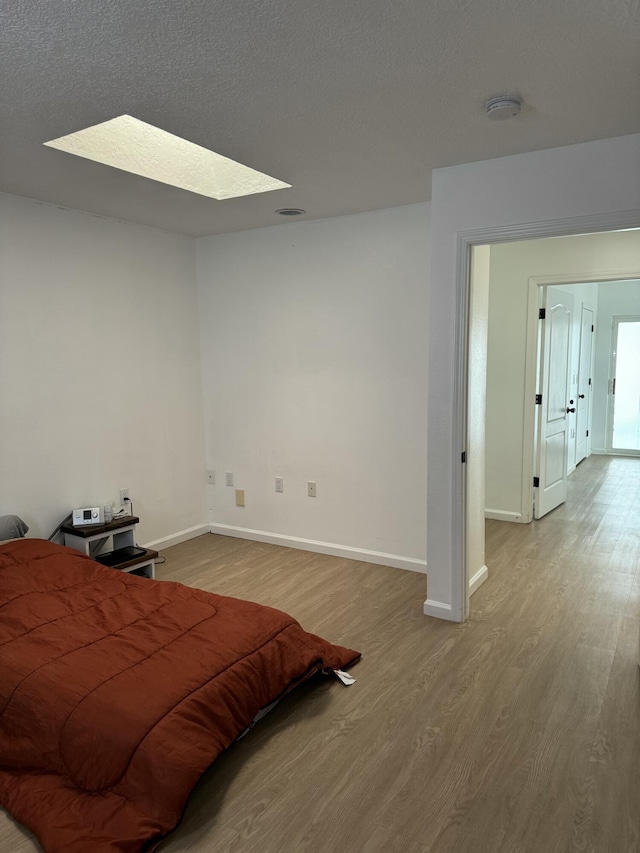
[[62, 515, 158, 579]]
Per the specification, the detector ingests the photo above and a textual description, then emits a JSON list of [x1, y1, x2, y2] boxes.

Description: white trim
[[423, 598, 453, 619], [590, 448, 607, 455], [458, 211, 640, 247], [143, 523, 210, 550], [583, 302, 596, 460], [209, 523, 427, 573], [528, 270, 640, 287], [453, 234, 472, 623], [521, 279, 543, 522], [456, 209, 640, 624], [469, 565, 489, 596], [484, 509, 524, 523]]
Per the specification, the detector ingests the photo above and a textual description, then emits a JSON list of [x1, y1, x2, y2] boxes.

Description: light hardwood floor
[[2, 455, 639, 852]]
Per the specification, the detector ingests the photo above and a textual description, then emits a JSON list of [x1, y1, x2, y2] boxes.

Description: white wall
[[197, 204, 429, 570], [592, 280, 640, 451], [0, 193, 207, 546], [428, 132, 640, 620], [485, 230, 640, 520]]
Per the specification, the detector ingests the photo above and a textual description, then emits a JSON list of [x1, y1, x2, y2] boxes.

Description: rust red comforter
[[0, 539, 359, 853]]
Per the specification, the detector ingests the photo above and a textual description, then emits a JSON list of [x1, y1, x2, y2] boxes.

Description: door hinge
[[539, 308, 546, 319], [461, 451, 466, 463], [533, 477, 540, 487], [586, 430, 589, 437], [588, 378, 592, 385], [591, 324, 594, 332], [535, 394, 542, 405]]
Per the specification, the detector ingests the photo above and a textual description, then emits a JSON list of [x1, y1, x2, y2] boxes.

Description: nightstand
[[62, 515, 158, 579]]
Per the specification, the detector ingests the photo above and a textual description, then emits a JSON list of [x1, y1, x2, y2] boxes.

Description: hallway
[[481, 453, 640, 851]]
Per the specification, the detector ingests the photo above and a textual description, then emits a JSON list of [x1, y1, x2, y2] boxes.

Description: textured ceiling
[[1, 0, 639, 237]]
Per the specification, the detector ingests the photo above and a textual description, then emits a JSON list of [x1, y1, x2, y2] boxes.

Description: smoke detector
[[485, 96, 522, 121]]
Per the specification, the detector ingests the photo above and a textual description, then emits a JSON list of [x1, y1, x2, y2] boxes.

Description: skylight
[[43, 115, 291, 200]]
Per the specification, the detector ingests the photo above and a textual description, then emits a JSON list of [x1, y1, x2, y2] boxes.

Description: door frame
[[576, 303, 596, 465], [606, 314, 640, 456], [455, 211, 640, 623]]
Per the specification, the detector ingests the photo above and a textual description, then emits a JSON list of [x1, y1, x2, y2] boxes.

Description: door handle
[[578, 394, 585, 399], [566, 407, 576, 413]]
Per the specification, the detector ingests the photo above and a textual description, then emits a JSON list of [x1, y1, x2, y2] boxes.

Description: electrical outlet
[[206, 470, 215, 484], [275, 477, 284, 493], [307, 481, 317, 498], [235, 489, 245, 507], [119, 488, 129, 505], [226, 472, 234, 487]]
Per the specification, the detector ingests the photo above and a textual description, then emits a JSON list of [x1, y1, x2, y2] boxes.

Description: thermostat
[[72, 506, 104, 526]]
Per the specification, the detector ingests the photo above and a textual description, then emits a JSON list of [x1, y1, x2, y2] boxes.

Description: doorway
[[465, 236, 640, 620], [608, 316, 640, 455]]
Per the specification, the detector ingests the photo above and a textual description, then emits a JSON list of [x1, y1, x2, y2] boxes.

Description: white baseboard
[[209, 523, 427, 574], [144, 523, 210, 551], [423, 598, 453, 620], [590, 448, 607, 455], [469, 565, 488, 596], [485, 509, 524, 523]]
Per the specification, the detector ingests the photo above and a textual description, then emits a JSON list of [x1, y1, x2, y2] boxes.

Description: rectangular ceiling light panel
[[44, 115, 291, 200]]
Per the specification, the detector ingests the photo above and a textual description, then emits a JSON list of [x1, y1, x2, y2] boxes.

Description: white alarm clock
[[72, 506, 104, 526]]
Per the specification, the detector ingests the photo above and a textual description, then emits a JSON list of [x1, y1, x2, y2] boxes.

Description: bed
[[0, 538, 359, 853]]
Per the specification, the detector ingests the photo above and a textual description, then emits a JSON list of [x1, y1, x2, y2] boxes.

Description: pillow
[[0, 514, 28, 541]]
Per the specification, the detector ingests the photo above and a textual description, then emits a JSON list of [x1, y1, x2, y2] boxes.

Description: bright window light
[[43, 115, 291, 200]]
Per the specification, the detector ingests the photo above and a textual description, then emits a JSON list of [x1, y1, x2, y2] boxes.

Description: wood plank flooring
[[1, 454, 639, 852]]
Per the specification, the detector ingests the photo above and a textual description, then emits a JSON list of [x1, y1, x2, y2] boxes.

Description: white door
[[575, 306, 594, 464], [535, 288, 572, 518]]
